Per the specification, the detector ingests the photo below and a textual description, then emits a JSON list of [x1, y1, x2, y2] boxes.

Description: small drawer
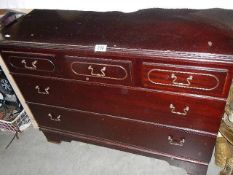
[[142, 62, 228, 97], [68, 56, 133, 85], [1, 51, 55, 73], [12, 74, 225, 133], [1, 51, 133, 86], [28, 103, 216, 163]]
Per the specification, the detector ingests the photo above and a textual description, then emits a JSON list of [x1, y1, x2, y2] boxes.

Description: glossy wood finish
[[142, 62, 228, 97], [28, 102, 216, 163], [2, 51, 134, 86], [69, 56, 133, 85], [42, 128, 209, 175], [2, 51, 55, 73], [13, 74, 225, 133], [2, 49, 233, 98], [9, 55, 55, 72], [1, 9, 233, 55], [1, 9, 233, 175]]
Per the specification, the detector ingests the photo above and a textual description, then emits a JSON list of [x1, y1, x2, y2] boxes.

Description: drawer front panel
[[9, 56, 55, 72], [2, 51, 55, 73], [13, 74, 225, 133], [142, 62, 228, 97], [28, 103, 216, 163], [68, 56, 133, 85], [2, 51, 133, 86]]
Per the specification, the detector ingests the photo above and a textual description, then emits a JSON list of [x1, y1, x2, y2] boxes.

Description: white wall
[[0, 0, 233, 12]]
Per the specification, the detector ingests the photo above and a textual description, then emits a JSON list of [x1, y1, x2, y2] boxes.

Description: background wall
[[0, 0, 233, 12]]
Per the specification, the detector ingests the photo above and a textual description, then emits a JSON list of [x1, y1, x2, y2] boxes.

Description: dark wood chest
[[1, 9, 233, 175]]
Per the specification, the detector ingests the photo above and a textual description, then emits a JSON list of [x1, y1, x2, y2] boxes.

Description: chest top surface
[[1, 9, 233, 56]]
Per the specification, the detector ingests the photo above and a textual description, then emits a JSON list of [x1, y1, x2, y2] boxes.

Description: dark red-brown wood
[[69, 56, 133, 85], [42, 128, 209, 175], [1, 51, 57, 75], [9, 55, 55, 72], [28, 102, 216, 163], [1, 9, 233, 55], [142, 62, 228, 97], [2, 50, 233, 98], [1, 9, 233, 175], [13, 74, 225, 133]]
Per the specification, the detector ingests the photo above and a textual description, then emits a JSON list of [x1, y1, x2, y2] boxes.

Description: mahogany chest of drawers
[[1, 9, 233, 175]]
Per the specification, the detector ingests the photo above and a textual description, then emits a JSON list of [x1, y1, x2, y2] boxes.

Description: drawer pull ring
[[35, 85, 50, 95], [88, 65, 106, 77], [21, 59, 38, 70], [48, 113, 61, 122], [168, 136, 185, 146], [169, 104, 189, 116], [171, 73, 193, 87]]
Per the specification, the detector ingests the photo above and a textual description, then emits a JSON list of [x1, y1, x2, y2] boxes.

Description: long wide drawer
[[13, 74, 225, 133], [28, 102, 216, 163]]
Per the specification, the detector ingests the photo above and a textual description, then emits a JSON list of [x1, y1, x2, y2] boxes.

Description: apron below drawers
[[28, 102, 216, 163]]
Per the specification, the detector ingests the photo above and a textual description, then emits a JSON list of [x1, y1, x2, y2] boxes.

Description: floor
[[0, 127, 221, 175]]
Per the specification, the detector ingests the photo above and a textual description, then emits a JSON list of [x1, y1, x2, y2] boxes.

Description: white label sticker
[[94, 44, 107, 52]]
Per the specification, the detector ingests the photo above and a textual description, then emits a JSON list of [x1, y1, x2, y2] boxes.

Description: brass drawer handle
[[21, 59, 38, 70], [88, 65, 106, 77], [35, 85, 50, 95], [169, 104, 189, 116], [48, 113, 61, 122], [168, 136, 185, 147], [171, 73, 193, 87]]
